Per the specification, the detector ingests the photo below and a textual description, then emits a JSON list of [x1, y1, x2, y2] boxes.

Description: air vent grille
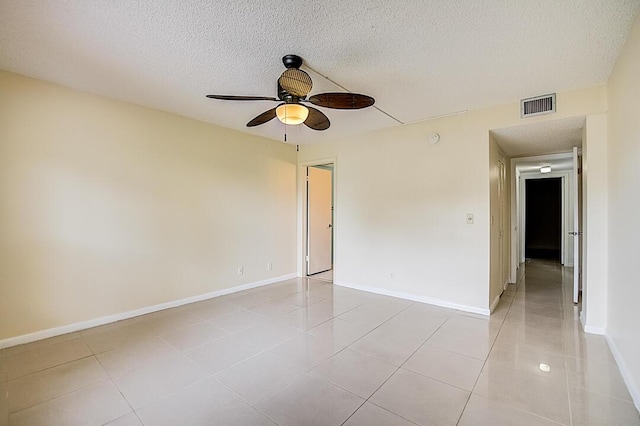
[[521, 93, 556, 118]]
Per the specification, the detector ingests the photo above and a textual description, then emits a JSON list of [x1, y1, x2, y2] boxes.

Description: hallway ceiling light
[[540, 165, 552, 174]]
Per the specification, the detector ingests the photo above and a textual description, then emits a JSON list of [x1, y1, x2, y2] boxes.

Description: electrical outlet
[[466, 213, 474, 224], [237, 266, 243, 276], [267, 262, 273, 271]]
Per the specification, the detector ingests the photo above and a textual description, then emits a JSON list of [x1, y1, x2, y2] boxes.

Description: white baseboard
[[580, 310, 607, 335], [605, 332, 640, 412], [0, 273, 296, 350], [335, 281, 490, 316], [583, 324, 606, 335]]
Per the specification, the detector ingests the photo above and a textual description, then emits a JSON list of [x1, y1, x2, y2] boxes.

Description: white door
[[571, 147, 582, 303], [307, 166, 332, 275]]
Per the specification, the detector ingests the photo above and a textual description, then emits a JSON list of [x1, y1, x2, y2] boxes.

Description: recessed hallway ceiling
[[492, 116, 586, 157], [1, 1, 638, 144], [515, 154, 575, 174]]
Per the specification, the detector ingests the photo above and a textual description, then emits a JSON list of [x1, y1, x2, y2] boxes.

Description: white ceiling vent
[[521, 93, 556, 118]]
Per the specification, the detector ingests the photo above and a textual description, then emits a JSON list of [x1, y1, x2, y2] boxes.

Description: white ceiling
[[491, 116, 586, 157], [515, 154, 575, 174], [1, 1, 638, 145]]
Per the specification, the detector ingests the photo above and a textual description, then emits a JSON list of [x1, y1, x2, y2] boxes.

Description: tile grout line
[[212, 293, 418, 425], [210, 374, 285, 426], [4, 350, 95, 382], [469, 271, 572, 426], [463, 262, 575, 426], [332, 296, 508, 424], [84, 280, 366, 425], [454, 287, 516, 425], [92, 350, 142, 425], [7, 362, 111, 418], [339, 305, 454, 425], [8, 379, 117, 421]]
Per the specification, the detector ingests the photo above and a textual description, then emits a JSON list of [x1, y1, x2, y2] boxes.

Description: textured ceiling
[[1, 1, 638, 145], [492, 116, 586, 157]]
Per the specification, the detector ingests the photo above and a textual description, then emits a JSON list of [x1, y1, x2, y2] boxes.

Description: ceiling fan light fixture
[[276, 103, 309, 125]]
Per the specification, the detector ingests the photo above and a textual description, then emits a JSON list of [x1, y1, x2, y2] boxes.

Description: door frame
[[297, 157, 337, 278], [509, 152, 575, 283]]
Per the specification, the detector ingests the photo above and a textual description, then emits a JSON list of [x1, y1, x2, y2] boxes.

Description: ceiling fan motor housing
[[277, 81, 298, 103], [282, 54, 303, 69]]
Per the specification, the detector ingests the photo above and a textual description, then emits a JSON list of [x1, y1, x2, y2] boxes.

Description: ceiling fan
[[206, 55, 375, 131]]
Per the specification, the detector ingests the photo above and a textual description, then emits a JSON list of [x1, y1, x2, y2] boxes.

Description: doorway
[[511, 151, 582, 306], [306, 164, 334, 282], [511, 153, 576, 281], [525, 177, 562, 261]]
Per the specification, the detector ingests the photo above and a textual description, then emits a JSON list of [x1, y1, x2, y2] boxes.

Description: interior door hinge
[[305, 255, 309, 262]]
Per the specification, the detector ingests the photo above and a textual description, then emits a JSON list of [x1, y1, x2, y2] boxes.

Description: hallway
[[477, 259, 638, 424]]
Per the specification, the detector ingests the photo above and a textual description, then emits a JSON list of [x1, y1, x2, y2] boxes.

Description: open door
[[571, 147, 582, 303], [307, 166, 333, 275]]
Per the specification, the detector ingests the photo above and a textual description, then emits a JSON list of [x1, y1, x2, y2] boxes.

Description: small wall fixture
[[276, 104, 309, 125], [540, 165, 552, 174]]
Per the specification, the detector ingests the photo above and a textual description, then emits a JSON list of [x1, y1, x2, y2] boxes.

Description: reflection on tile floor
[[0, 259, 638, 425]]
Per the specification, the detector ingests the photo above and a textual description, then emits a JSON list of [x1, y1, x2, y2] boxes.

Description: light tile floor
[[0, 260, 638, 425], [308, 269, 333, 283]]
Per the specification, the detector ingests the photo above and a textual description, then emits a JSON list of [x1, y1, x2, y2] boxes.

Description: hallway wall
[[606, 13, 640, 408], [582, 114, 608, 332]]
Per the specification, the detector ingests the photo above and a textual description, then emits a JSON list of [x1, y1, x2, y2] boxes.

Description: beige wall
[[300, 117, 491, 312], [582, 113, 608, 332], [0, 71, 297, 342], [299, 86, 606, 313], [606, 13, 640, 406]]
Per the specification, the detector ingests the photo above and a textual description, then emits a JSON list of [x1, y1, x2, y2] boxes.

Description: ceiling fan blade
[[207, 94, 278, 101], [246, 106, 280, 127], [308, 92, 375, 109], [303, 106, 330, 131]]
